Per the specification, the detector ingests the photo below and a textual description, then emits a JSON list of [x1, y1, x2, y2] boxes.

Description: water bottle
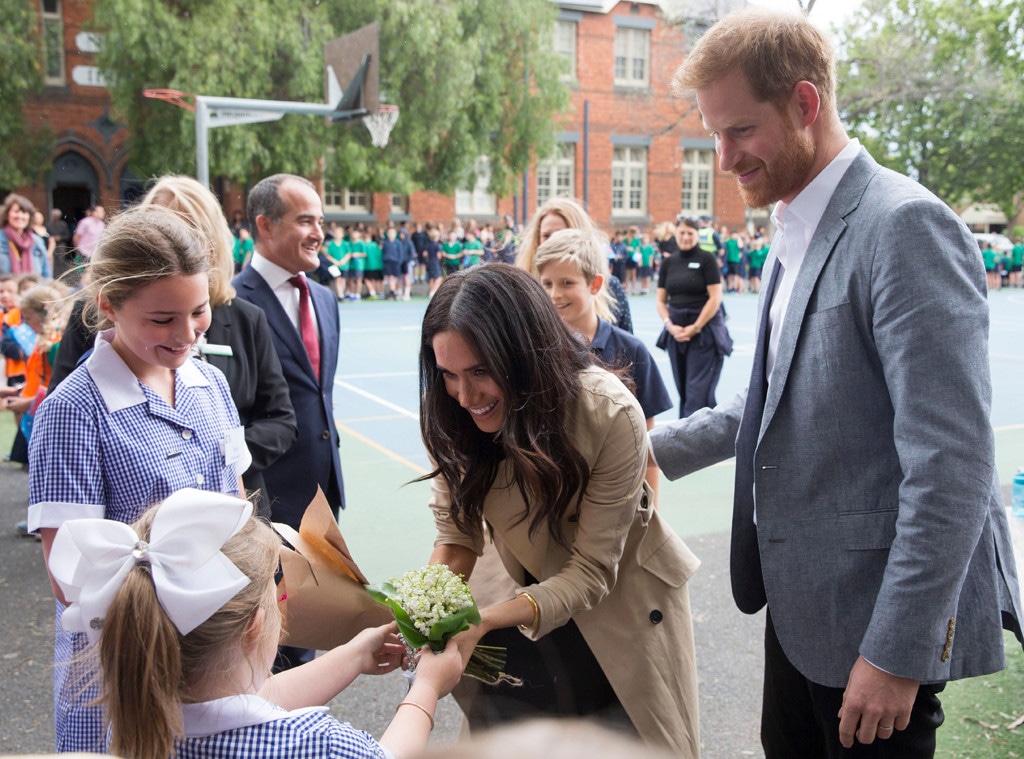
[[1013, 468, 1024, 518]]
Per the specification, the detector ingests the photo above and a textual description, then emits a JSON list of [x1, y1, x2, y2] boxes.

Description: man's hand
[[838, 655, 919, 747]]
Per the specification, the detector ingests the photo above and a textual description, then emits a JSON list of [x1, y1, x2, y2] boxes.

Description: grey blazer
[[651, 149, 1023, 688]]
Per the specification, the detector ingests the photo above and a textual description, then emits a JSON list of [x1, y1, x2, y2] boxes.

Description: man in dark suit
[[650, 8, 1022, 758], [232, 174, 344, 529]]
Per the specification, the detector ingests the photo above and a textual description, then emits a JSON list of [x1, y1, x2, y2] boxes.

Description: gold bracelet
[[518, 591, 540, 633], [396, 700, 434, 730]]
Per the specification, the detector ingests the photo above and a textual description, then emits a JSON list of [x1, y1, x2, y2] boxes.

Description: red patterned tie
[[288, 275, 320, 381]]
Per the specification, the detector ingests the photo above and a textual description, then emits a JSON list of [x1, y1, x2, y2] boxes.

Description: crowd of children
[[223, 205, 794, 304], [309, 219, 517, 302], [980, 238, 1024, 290]]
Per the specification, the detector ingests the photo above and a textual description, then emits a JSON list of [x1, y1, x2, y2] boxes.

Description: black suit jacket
[[204, 297, 297, 516], [232, 266, 344, 528]]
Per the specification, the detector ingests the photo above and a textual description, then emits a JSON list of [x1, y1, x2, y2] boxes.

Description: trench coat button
[[649, 609, 663, 624], [322, 430, 330, 440]]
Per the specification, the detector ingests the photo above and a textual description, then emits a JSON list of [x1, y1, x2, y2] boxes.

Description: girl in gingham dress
[[27, 206, 252, 752], [47, 490, 463, 759]]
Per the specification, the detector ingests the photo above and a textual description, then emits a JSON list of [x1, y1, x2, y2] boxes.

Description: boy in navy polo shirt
[[535, 228, 673, 503]]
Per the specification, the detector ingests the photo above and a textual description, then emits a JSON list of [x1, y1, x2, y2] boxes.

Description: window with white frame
[[41, 0, 66, 86], [390, 193, 408, 214], [553, 20, 577, 81], [612, 146, 647, 216], [536, 143, 575, 207], [323, 184, 370, 213], [681, 149, 714, 218], [455, 156, 496, 216], [614, 27, 650, 87]]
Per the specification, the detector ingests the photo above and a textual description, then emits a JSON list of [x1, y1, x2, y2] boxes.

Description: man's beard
[[734, 121, 815, 208]]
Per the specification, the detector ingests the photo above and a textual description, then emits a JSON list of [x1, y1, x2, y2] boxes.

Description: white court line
[[335, 379, 418, 419], [339, 325, 421, 334], [336, 371, 417, 380]]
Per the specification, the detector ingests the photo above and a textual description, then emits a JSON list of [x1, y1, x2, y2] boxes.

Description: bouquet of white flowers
[[368, 564, 518, 684]]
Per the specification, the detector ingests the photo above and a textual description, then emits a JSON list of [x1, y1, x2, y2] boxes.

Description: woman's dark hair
[[419, 263, 594, 548]]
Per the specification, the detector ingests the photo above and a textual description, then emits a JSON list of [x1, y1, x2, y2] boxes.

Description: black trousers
[[762, 612, 944, 758]]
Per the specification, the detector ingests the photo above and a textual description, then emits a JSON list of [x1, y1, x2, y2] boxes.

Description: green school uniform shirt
[[462, 239, 484, 267], [364, 239, 383, 271], [327, 239, 350, 271]]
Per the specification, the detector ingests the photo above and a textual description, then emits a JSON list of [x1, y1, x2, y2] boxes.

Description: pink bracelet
[[396, 700, 434, 730]]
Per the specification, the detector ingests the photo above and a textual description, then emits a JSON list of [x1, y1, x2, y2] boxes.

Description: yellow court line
[[336, 421, 430, 476]]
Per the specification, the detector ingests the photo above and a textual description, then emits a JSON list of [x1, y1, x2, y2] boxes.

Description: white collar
[[250, 251, 301, 290], [771, 138, 861, 253], [182, 693, 327, 738], [86, 329, 211, 413]]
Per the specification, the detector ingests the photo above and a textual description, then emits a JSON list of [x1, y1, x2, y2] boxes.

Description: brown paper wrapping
[[273, 487, 393, 650]]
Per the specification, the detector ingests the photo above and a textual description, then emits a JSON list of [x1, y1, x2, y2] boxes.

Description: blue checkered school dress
[[177, 695, 392, 759], [27, 333, 248, 753]]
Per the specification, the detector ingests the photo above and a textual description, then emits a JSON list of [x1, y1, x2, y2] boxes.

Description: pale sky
[[747, 0, 864, 35]]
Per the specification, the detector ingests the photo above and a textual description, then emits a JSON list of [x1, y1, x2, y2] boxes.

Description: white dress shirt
[[766, 138, 861, 383], [249, 251, 318, 334]]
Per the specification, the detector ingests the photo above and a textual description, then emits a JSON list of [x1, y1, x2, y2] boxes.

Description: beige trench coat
[[431, 367, 701, 758]]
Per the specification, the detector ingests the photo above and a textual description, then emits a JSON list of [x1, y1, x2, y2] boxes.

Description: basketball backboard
[[324, 22, 380, 115]]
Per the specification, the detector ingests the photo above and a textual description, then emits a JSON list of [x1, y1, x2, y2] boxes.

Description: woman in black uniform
[[655, 217, 733, 418]]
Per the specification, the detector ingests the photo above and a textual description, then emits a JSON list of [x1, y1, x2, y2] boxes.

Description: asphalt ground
[[1, 285, 1022, 757]]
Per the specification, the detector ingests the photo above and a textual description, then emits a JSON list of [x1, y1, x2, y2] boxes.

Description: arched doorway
[[46, 151, 99, 229]]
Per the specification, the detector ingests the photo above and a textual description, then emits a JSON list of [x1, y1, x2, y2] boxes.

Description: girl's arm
[[379, 639, 464, 759], [40, 527, 69, 605], [258, 622, 405, 708]]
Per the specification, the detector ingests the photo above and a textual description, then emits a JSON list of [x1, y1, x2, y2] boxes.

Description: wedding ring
[[878, 724, 894, 732]]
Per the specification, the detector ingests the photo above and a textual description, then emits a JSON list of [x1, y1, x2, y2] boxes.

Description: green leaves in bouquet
[[426, 604, 481, 647], [367, 582, 427, 648], [367, 579, 518, 686], [367, 582, 482, 651]]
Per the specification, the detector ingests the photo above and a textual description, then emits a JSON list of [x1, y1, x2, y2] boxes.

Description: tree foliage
[[835, 0, 1024, 217], [91, 0, 569, 195], [0, 2, 46, 189]]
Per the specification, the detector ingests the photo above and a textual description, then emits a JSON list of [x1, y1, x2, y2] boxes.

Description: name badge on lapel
[[223, 426, 247, 466], [200, 343, 234, 357], [688, 262, 700, 269]]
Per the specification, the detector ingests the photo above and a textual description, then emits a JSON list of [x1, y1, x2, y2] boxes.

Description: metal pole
[[522, 170, 529, 225], [196, 99, 210, 189], [521, 44, 529, 223], [582, 100, 590, 208]]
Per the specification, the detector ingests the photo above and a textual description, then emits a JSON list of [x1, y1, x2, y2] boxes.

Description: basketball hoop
[[362, 104, 399, 148], [143, 88, 196, 112]]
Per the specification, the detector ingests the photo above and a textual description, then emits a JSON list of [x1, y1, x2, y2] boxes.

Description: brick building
[[332, 0, 750, 233], [15, 0, 749, 235], [14, 0, 137, 230]]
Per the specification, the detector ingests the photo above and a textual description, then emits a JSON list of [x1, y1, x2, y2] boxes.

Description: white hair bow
[[48, 488, 254, 645]]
